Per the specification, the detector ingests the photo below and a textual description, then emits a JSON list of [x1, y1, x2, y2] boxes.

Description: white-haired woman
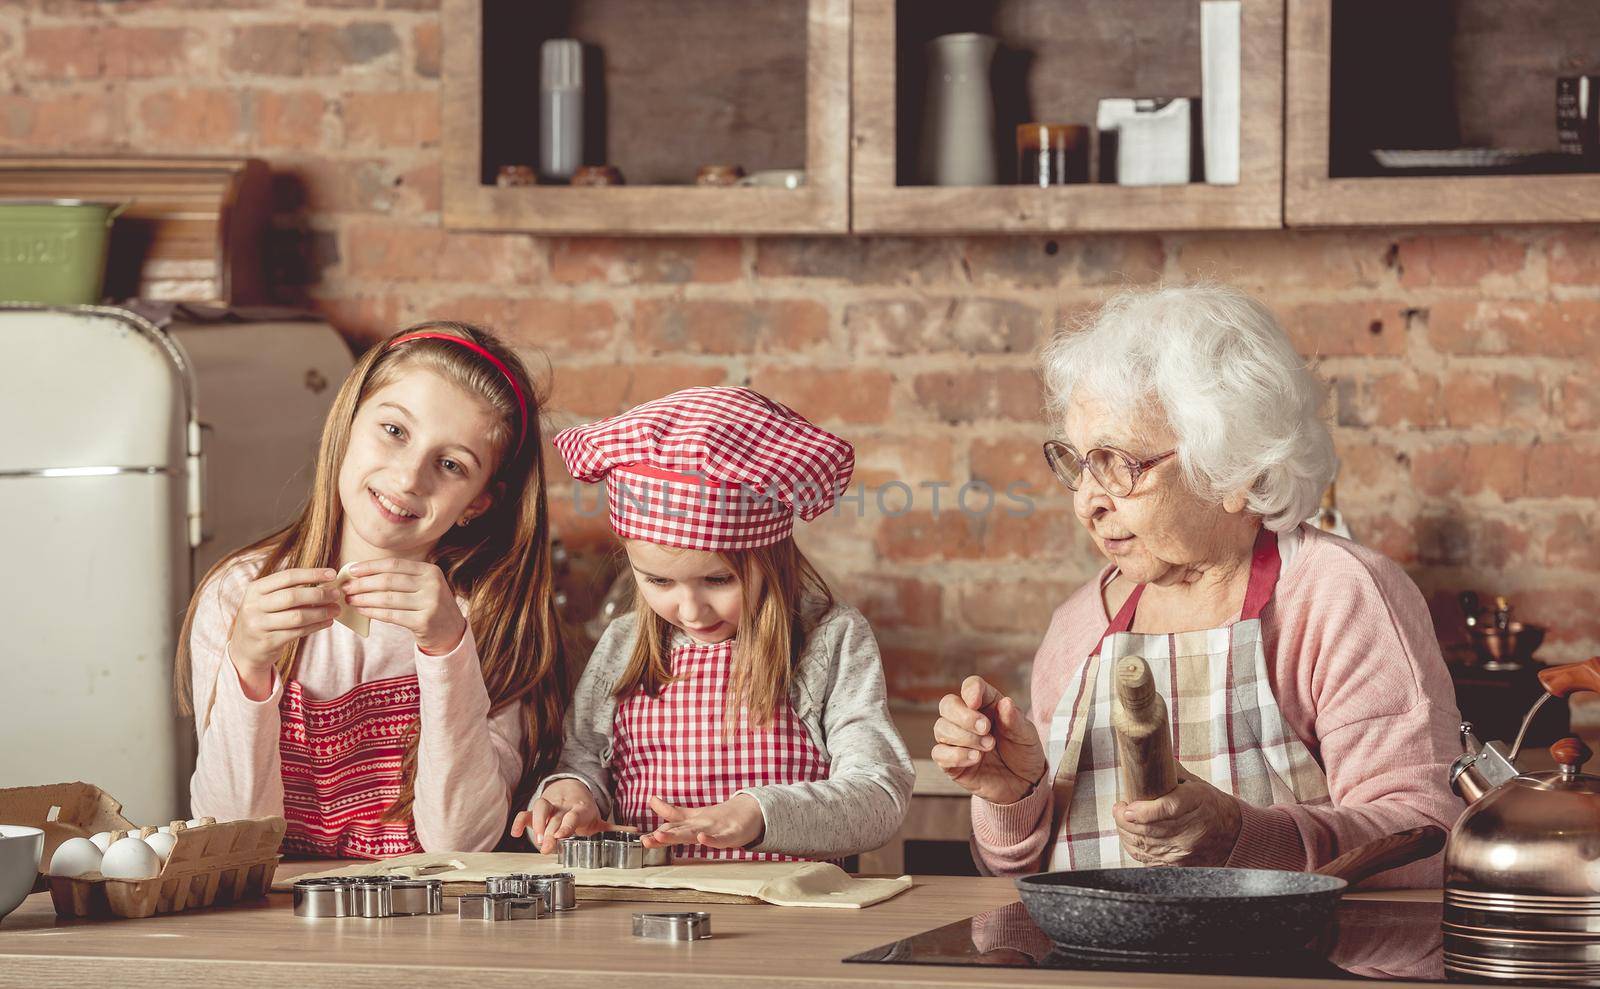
[[934, 285, 1462, 885]]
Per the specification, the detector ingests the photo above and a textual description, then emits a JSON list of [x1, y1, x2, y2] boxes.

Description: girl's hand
[[640, 794, 764, 851], [1113, 774, 1243, 867], [228, 567, 341, 698], [931, 675, 1047, 805], [342, 558, 467, 655], [511, 779, 604, 853]]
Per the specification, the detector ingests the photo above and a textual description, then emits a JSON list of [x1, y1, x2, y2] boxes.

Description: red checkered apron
[[610, 639, 830, 862], [279, 673, 423, 859], [1044, 528, 1331, 869]]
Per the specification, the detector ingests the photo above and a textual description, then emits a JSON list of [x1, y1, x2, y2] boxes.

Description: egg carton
[[49, 815, 288, 920], [0, 781, 136, 893]]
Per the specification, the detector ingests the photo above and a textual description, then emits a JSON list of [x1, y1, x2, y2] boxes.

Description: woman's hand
[[1113, 773, 1243, 866], [640, 794, 764, 851], [931, 675, 1047, 805], [228, 567, 341, 699], [511, 779, 604, 853], [342, 558, 467, 655]]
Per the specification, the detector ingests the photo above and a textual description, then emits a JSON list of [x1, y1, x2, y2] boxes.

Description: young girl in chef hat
[[175, 321, 569, 857], [512, 386, 913, 861]]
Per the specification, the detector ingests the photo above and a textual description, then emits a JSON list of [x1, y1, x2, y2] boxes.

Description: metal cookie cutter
[[293, 878, 358, 918], [484, 873, 537, 897], [389, 878, 444, 916], [561, 831, 671, 869], [596, 829, 671, 868], [558, 834, 604, 869], [352, 880, 393, 918], [633, 911, 712, 941], [459, 892, 545, 921], [527, 872, 578, 912]]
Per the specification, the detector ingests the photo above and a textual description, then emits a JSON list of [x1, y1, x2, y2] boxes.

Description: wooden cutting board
[[441, 882, 756, 904], [274, 853, 914, 908], [274, 854, 762, 903]]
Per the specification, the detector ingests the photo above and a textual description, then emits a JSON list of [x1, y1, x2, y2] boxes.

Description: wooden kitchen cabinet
[[441, 0, 850, 234], [1286, 0, 1600, 226], [444, 0, 1600, 235], [849, 0, 1286, 234]]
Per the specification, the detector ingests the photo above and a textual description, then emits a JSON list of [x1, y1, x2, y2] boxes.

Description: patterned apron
[[1044, 528, 1331, 870], [610, 638, 830, 862], [279, 673, 423, 859]]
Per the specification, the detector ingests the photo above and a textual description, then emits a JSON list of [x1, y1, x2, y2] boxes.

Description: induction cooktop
[[845, 898, 1451, 983]]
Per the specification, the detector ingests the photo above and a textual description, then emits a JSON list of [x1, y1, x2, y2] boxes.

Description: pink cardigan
[[972, 525, 1464, 886], [187, 556, 524, 852]]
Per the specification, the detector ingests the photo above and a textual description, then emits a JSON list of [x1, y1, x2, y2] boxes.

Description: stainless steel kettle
[[1443, 656, 1600, 983]]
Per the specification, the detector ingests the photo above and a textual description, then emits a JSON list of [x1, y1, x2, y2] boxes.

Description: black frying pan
[[1015, 825, 1448, 958]]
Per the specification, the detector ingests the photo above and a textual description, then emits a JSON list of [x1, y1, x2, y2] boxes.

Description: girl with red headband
[[511, 386, 913, 861], [175, 322, 568, 856]]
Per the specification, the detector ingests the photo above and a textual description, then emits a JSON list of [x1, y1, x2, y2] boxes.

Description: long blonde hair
[[611, 536, 832, 728], [175, 320, 569, 821]]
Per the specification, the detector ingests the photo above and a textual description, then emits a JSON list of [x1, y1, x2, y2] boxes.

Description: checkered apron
[[1044, 529, 1331, 870], [279, 674, 423, 859], [610, 639, 830, 862]]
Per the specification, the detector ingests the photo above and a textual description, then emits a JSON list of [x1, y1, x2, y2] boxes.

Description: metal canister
[[293, 879, 354, 918], [388, 878, 443, 916], [352, 881, 393, 918], [632, 911, 712, 941], [527, 872, 577, 912]]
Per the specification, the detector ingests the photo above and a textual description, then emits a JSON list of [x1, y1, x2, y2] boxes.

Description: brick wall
[[3, 1, 1595, 723]]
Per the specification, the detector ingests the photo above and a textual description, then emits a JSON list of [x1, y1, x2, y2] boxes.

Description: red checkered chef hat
[[553, 386, 855, 551]]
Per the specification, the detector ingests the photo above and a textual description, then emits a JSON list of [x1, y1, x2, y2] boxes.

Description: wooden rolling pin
[[1111, 654, 1181, 801]]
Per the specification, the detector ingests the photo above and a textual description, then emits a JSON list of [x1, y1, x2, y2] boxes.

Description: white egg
[[156, 826, 173, 835], [47, 837, 103, 878], [100, 836, 161, 881], [142, 831, 177, 864], [184, 819, 203, 829], [88, 831, 113, 852]]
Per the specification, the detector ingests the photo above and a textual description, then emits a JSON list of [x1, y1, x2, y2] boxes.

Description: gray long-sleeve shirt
[[536, 601, 914, 859]]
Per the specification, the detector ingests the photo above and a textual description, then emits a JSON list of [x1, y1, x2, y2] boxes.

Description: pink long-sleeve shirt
[[972, 524, 1465, 886], [187, 555, 525, 852]]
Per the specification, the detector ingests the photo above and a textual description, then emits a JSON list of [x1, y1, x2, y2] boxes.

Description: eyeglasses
[[1041, 441, 1176, 498]]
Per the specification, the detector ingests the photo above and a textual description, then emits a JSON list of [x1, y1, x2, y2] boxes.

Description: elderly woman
[[934, 285, 1462, 885]]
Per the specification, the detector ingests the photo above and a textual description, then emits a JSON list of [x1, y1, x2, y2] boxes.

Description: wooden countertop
[[0, 862, 1441, 989]]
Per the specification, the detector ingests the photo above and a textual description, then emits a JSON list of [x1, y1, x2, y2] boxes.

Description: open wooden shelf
[[1286, 0, 1600, 226], [442, 0, 849, 235], [441, 0, 1600, 235], [849, 0, 1284, 234]]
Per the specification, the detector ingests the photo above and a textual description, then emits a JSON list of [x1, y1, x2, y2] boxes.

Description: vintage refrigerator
[[0, 305, 352, 825]]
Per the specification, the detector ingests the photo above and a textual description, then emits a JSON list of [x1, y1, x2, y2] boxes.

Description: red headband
[[384, 331, 528, 453]]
